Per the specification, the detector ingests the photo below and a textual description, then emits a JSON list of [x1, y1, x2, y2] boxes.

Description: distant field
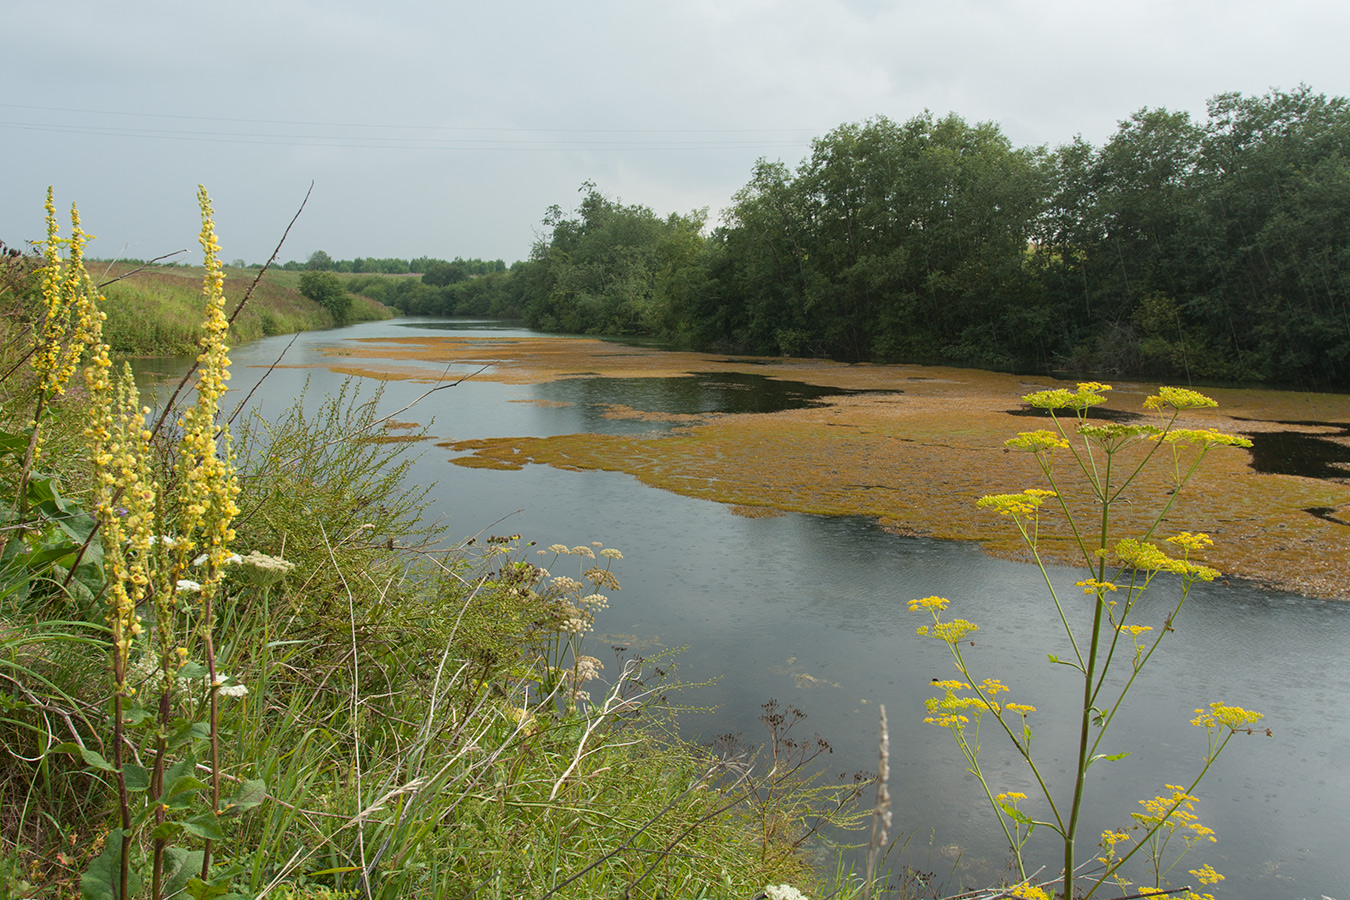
[[92, 261, 392, 356]]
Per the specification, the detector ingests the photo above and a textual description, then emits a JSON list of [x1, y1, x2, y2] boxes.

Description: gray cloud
[[4, 0, 1347, 264]]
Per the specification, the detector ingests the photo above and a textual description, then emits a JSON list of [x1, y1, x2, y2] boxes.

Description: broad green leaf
[[151, 821, 185, 841], [222, 778, 267, 815], [178, 661, 209, 681], [122, 763, 150, 792], [165, 774, 210, 799], [81, 836, 142, 900], [183, 812, 226, 842], [80, 747, 117, 773]]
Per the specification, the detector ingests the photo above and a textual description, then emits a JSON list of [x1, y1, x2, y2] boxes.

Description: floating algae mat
[[321, 333, 1350, 600]]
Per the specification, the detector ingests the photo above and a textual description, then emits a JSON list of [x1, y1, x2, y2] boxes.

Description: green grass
[[92, 262, 393, 356]]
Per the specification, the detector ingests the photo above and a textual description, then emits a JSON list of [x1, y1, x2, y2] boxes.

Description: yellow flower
[[1166, 532, 1214, 553], [920, 619, 979, 643], [1005, 430, 1069, 452], [1155, 428, 1252, 449], [1024, 382, 1110, 410], [1189, 864, 1224, 886], [1190, 702, 1264, 731], [908, 595, 950, 611], [1143, 386, 1218, 411], [977, 490, 1054, 519]]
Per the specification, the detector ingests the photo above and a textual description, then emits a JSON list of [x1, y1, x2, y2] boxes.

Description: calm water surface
[[142, 319, 1350, 899]]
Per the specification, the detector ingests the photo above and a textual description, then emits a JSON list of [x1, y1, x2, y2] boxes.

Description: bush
[[298, 270, 353, 326]]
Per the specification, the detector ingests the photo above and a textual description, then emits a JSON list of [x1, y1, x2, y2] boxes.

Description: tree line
[[378, 86, 1350, 389]]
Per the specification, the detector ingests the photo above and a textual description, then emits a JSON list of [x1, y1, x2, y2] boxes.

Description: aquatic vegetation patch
[[327, 334, 1350, 599]]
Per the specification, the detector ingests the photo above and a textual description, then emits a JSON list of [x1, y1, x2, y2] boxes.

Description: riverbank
[[94, 261, 393, 355], [317, 332, 1350, 600]]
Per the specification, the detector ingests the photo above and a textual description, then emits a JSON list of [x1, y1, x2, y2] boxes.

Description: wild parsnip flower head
[[1144, 386, 1219, 411], [977, 489, 1056, 519], [1077, 422, 1162, 448], [1105, 539, 1219, 581], [908, 595, 949, 611], [915, 618, 978, 642], [600, 547, 623, 559], [1155, 428, 1252, 449], [1190, 702, 1264, 731], [1006, 430, 1069, 452], [1131, 785, 1217, 845], [569, 545, 596, 558], [1076, 579, 1118, 595], [1024, 382, 1111, 410], [1188, 864, 1224, 885], [1167, 532, 1214, 553], [1007, 882, 1050, 900]]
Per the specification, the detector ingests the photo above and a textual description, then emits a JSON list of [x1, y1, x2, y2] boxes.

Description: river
[[138, 317, 1350, 899]]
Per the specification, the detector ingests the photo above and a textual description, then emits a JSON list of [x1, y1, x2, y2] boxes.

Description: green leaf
[[165, 774, 210, 800], [80, 747, 117, 773], [183, 812, 226, 842], [185, 877, 233, 900], [122, 763, 150, 792], [1002, 806, 1034, 826], [221, 778, 266, 815], [163, 847, 204, 895], [81, 836, 142, 900], [122, 704, 151, 727], [150, 821, 185, 841], [0, 428, 30, 457], [178, 661, 209, 681], [1091, 751, 1131, 763]]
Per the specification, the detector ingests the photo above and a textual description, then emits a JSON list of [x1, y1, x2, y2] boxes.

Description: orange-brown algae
[[303, 334, 1350, 600]]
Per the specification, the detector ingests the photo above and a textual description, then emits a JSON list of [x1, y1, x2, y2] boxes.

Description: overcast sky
[[4, 0, 1348, 267]]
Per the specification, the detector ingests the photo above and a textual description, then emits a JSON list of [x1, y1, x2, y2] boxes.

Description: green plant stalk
[[1058, 441, 1115, 899]]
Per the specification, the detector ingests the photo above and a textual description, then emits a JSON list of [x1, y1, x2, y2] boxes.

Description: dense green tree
[[298, 270, 353, 326], [306, 250, 335, 271], [522, 185, 707, 336]]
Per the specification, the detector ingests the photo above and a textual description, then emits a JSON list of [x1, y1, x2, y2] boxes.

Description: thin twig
[[151, 183, 312, 438], [95, 249, 188, 288]]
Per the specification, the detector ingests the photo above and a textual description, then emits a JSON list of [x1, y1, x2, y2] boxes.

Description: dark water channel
[[140, 319, 1350, 899]]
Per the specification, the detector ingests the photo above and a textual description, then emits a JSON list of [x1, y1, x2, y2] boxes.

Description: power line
[[0, 102, 823, 138]]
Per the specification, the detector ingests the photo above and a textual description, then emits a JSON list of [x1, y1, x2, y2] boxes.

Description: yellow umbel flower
[[1188, 863, 1224, 885], [1024, 382, 1111, 410], [977, 489, 1055, 519], [1005, 430, 1069, 452], [1143, 386, 1219, 411], [1190, 702, 1264, 731]]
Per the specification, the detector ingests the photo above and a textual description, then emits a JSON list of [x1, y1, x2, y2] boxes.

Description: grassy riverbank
[[93, 261, 393, 356], [0, 216, 870, 897]]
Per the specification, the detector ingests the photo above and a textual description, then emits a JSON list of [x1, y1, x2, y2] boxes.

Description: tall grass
[[92, 262, 392, 357]]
